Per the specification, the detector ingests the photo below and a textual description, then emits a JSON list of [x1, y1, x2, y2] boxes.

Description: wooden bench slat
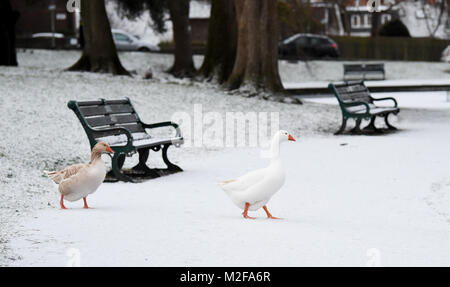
[[86, 114, 139, 127], [77, 99, 129, 106], [116, 123, 145, 133], [80, 104, 134, 116]]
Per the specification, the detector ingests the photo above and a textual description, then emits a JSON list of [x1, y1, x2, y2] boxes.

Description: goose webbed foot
[[242, 202, 256, 219], [263, 205, 281, 220]]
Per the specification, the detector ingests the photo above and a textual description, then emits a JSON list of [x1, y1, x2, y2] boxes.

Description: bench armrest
[[372, 97, 398, 107], [90, 126, 133, 147], [141, 121, 183, 139], [342, 101, 370, 114]]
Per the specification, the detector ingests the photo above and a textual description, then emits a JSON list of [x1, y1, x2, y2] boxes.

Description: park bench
[[343, 63, 385, 81], [68, 98, 183, 182], [328, 81, 400, 135]]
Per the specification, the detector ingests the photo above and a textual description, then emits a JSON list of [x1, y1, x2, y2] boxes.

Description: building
[[12, 0, 77, 37], [12, 0, 78, 49], [345, 1, 399, 36]]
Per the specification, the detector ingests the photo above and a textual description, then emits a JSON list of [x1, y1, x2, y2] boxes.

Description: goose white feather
[[220, 130, 295, 218]]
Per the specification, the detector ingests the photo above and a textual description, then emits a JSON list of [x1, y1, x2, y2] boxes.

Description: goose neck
[[90, 149, 103, 163], [270, 134, 281, 160]]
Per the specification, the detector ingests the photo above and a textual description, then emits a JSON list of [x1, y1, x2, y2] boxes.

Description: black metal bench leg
[[385, 113, 397, 130], [117, 153, 126, 169], [350, 118, 362, 134], [363, 116, 382, 133], [110, 152, 133, 182], [162, 144, 182, 172], [132, 149, 161, 178], [334, 117, 347, 135]]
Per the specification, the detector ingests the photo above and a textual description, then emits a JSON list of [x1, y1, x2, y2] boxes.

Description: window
[[295, 36, 308, 47], [114, 33, 130, 42], [363, 14, 370, 28], [313, 38, 330, 46], [310, 37, 320, 46], [351, 15, 361, 28]]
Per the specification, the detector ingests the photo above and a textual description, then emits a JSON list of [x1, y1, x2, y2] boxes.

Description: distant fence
[[332, 36, 450, 62]]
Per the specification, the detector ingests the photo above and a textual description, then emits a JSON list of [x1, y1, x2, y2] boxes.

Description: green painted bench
[[343, 63, 385, 81], [68, 98, 183, 182], [328, 81, 400, 135]]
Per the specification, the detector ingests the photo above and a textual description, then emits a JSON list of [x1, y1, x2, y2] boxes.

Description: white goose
[[220, 130, 296, 219], [46, 142, 114, 209]]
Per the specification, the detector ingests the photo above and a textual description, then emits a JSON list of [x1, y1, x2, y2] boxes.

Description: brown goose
[[46, 142, 114, 209]]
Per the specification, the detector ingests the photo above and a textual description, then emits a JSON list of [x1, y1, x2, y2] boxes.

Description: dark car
[[279, 34, 339, 60]]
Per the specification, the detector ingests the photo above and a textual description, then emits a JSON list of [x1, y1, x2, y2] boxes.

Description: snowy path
[[11, 118, 450, 266], [2, 50, 450, 266]]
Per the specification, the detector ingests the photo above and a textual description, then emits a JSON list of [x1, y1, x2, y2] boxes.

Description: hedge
[[331, 36, 450, 62]]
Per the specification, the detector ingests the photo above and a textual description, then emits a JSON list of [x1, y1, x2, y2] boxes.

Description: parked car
[[30, 32, 78, 49], [32, 32, 65, 39], [112, 29, 160, 52], [279, 34, 339, 60], [441, 45, 450, 62]]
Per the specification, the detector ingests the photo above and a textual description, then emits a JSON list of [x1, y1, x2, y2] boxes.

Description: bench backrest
[[68, 98, 144, 148], [329, 82, 373, 105], [344, 63, 384, 73]]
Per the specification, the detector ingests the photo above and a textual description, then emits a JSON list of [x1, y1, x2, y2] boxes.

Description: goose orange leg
[[263, 205, 281, 219], [83, 197, 89, 209], [242, 202, 255, 219], [60, 195, 67, 209]]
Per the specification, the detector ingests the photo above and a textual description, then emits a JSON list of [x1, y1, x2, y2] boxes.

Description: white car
[[111, 29, 160, 52], [441, 45, 450, 62]]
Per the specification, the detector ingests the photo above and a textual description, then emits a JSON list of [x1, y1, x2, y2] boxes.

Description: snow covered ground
[[1, 50, 450, 266]]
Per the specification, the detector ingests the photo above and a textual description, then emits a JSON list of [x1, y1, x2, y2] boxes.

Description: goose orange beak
[[288, 134, 296, 141], [106, 146, 114, 153]]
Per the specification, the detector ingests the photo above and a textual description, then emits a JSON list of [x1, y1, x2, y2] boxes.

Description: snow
[[1, 49, 450, 266], [9, 116, 450, 267]]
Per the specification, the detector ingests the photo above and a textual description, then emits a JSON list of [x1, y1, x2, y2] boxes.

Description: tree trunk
[[68, 0, 129, 75], [226, 0, 284, 94], [0, 0, 18, 66], [371, 12, 380, 37], [167, 0, 196, 78], [198, 0, 237, 84]]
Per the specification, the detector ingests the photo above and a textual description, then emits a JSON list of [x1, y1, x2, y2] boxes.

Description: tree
[[370, 0, 409, 37], [379, 18, 411, 37], [331, 0, 351, 36], [115, 0, 196, 78], [225, 0, 283, 94], [167, 0, 196, 77], [0, 0, 19, 66], [68, 0, 129, 75], [278, 0, 325, 37], [420, 0, 449, 38], [198, 0, 237, 83]]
